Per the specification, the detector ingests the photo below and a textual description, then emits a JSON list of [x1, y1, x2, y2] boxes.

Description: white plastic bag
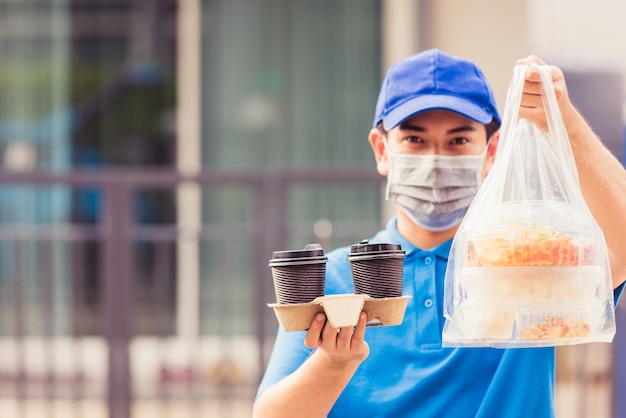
[[442, 64, 616, 348]]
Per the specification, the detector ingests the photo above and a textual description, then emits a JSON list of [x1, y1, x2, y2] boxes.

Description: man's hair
[[484, 118, 500, 140], [376, 117, 500, 142]]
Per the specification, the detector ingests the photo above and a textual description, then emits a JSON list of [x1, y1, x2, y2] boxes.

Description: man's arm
[[518, 56, 626, 290], [253, 312, 369, 418], [562, 103, 626, 290]]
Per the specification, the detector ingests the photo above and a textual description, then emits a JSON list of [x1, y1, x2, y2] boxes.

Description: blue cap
[[373, 49, 501, 130]]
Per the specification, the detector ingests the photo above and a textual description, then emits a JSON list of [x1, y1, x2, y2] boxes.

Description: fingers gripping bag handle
[[442, 64, 616, 348]]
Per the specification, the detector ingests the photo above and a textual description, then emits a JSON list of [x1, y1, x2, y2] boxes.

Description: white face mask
[[384, 139, 486, 231]]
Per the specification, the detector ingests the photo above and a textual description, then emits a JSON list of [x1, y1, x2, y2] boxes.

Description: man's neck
[[395, 210, 459, 250]]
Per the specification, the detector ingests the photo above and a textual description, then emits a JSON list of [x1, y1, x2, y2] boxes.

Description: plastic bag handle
[[496, 64, 527, 154], [536, 66, 581, 187], [497, 64, 580, 190]]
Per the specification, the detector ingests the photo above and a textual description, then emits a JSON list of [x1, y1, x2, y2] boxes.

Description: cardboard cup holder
[[268, 294, 411, 331]]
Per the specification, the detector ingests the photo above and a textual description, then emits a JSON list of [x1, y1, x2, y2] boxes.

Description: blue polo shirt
[[257, 217, 624, 417]]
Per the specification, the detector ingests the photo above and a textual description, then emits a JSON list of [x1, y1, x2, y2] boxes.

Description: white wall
[[528, 0, 626, 91], [423, 0, 529, 112]]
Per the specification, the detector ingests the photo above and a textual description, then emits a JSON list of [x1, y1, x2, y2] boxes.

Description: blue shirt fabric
[[257, 217, 624, 417]]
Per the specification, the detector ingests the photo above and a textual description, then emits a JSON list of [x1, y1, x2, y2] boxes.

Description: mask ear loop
[[382, 135, 393, 201]]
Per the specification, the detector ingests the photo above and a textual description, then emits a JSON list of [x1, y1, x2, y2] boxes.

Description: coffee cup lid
[[269, 243, 327, 265], [349, 239, 404, 255]]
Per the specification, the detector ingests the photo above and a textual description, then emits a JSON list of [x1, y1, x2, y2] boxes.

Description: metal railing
[[0, 168, 624, 418], [0, 168, 385, 418]]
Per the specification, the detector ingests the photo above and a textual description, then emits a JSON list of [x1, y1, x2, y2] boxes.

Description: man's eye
[[450, 137, 469, 145], [405, 136, 424, 144]]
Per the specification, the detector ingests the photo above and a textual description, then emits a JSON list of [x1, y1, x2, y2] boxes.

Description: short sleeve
[[255, 328, 313, 398]]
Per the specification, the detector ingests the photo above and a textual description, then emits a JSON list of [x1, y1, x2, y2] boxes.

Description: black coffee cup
[[348, 240, 405, 298], [268, 244, 327, 304]]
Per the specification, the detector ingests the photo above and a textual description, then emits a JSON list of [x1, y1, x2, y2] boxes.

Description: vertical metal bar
[[274, 175, 289, 263], [0, 240, 6, 404], [188, 228, 200, 416], [154, 240, 171, 415], [14, 240, 26, 418], [216, 239, 229, 417], [101, 182, 134, 418], [253, 179, 269, 383], [71, 239, 86, 416], [254, 174, 289, 392], [41, 240, 55, 418]]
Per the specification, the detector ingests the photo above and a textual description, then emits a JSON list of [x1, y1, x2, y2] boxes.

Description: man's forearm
[[253, 349, 362, 418], [563, 103, 626, 288]]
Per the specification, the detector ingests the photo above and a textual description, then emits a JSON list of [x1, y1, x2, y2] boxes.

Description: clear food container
[[443, 202, 615, 348]]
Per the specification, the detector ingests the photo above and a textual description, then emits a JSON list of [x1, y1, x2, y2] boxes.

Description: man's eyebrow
[[398, 123, 426, 132], [446, 125, 478, 135]]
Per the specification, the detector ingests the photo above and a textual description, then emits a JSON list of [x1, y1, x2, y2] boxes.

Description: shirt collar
[[383, 216, 453, 260]]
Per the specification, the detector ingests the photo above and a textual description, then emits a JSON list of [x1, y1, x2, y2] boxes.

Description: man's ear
[[487, 130, 499, 163], [368, 128, 389, 176], [481, 130, 500, 179]]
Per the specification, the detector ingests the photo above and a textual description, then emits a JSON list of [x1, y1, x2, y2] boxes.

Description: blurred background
[[0, 0, 624, 417]]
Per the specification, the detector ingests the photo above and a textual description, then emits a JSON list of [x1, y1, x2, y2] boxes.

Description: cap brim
[[382, 95, 494, 131]]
